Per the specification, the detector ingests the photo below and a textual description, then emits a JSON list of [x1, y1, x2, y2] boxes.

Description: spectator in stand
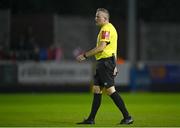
[[39, 47, 48, 61], [47, 45, 56, 60], [31, 45, 40, 62], [9, 50, 16, 62], [16, 35, 26, 61], [73, 47, 84, 58], [55, 45, 63, 62]]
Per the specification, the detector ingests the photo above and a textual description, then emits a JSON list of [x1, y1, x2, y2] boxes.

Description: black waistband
[[98, 56, 114, 62]]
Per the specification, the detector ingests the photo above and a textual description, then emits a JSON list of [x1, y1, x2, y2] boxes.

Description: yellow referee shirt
[[95, 23, 117, 60]]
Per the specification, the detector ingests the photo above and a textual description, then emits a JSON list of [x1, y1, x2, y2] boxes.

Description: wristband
[[83, 53, 87, 59]]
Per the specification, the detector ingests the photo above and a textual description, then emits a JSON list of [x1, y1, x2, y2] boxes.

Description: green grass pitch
[[0, 92, 180, 127]]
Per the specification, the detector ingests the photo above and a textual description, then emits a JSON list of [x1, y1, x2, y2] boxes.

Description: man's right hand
[[76, 54, 86, 62]]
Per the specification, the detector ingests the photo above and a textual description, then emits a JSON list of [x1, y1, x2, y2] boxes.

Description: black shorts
[[93, 57, 116, 88]]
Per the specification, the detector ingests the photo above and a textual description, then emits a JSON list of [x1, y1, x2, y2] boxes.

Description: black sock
[[87, 93, 102, 120], [110, 91, 130, 119]]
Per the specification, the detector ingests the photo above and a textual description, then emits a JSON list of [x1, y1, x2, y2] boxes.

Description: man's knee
[[92, 85, 103, 94], [106, 86, 116, 95]]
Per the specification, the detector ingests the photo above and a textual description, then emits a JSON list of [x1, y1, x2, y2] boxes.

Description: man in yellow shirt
[[76, 8, 133, 125]]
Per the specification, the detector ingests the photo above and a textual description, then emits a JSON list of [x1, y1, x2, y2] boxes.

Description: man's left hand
[[113, 66, 118, 76]]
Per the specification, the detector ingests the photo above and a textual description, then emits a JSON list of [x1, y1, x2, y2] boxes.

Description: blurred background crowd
[[0, 0, 180, 62]]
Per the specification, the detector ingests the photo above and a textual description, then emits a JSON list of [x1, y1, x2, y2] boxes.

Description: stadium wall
[[0, 61, 180, 93], [130, 62, 180, 92], [0, 61, 131, 93]]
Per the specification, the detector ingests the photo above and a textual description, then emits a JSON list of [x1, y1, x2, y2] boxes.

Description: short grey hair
[[96, 8, 110, 20]]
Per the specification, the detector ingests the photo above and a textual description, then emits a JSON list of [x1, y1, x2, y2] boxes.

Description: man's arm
[[85, 42, 107, 57], [76, 42, 107, 62]]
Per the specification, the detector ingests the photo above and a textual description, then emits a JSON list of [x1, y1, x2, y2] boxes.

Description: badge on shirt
[[101, 31, 110, 40]]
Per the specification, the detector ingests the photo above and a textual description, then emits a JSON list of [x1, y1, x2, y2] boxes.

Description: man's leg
[[106, 86, 133, 124], [87, 86, 102, 120], [77, 85, 102, 124]]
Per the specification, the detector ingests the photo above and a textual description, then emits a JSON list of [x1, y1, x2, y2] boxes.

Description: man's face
[[95, 11, 106, 26]]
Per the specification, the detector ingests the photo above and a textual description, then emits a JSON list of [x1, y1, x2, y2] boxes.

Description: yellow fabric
[[95, 23, 117, 60]]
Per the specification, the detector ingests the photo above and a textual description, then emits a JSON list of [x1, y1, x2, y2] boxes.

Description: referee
[[76, 8, 133, 125]]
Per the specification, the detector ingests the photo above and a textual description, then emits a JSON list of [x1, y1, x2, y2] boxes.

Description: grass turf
[[0, 92, 180, 127]]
